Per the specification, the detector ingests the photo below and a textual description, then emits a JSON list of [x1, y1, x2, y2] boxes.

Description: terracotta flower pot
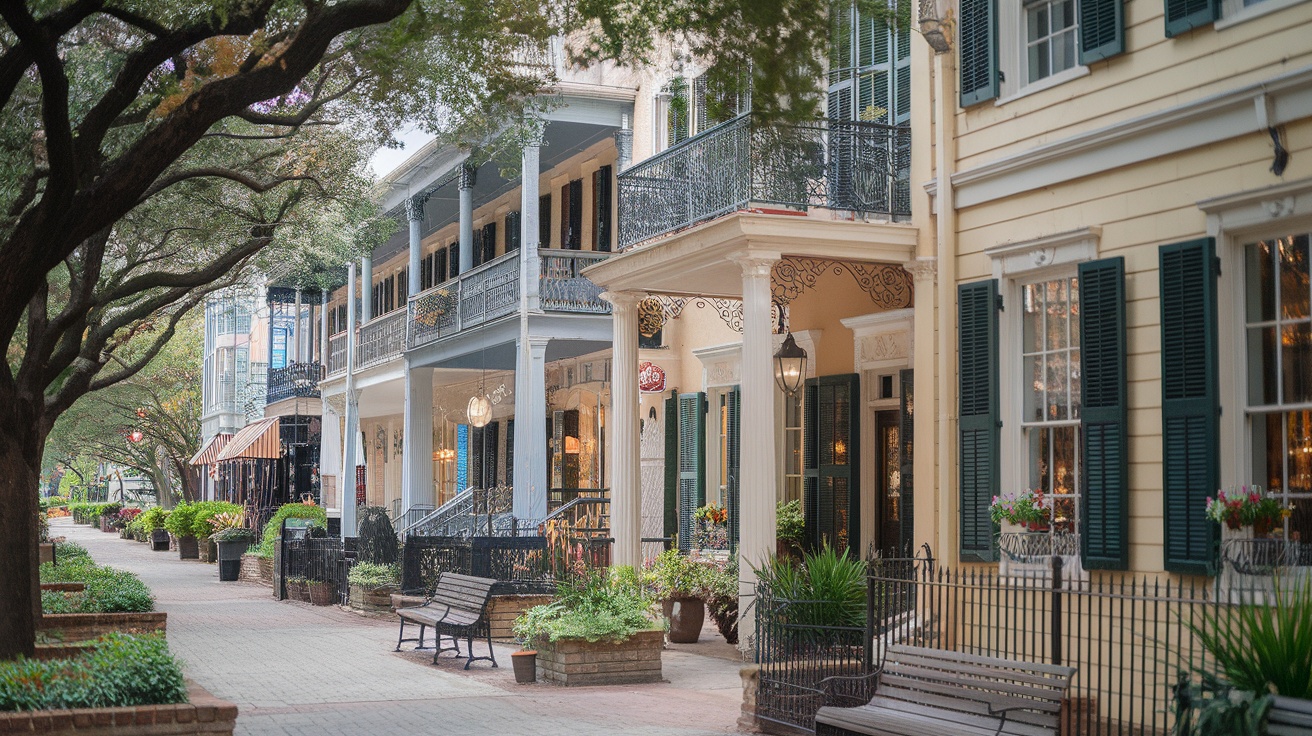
[[662, 597, 705, 644], [511, 650, 537, 684], [285, 579, 307, 601]]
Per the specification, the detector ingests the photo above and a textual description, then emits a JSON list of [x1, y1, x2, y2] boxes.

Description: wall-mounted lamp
[[773, 333, 808, 396]]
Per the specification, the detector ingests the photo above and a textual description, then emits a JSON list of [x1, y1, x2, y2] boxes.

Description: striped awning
[[216, 417, 282, 462], [189, 433, 233, 466]]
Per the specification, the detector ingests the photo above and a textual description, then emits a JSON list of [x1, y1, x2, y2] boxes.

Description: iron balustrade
[[265, 362, 323, 404], [326, 331, 348, 376], [401, 536, 553, 596], [617, 114, 911, 249], [539, 250, 611, 313], [356, 309, 407, 369]]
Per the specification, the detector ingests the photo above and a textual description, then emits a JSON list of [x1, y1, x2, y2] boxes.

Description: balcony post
[[512, 335, 550, 522], [319, 290, 328, 366], [360, 255, 373, 324], [401, 363, 435, 513], [614, 114, 633, 172], [736, 256, 778, 649], [406, 194, 426, 296], [292, 287, 302, 364], [341, 261, 360, 537], [520, 123, 543, 312], [459, 163, 476, 275], [602, 290, 644, 569]]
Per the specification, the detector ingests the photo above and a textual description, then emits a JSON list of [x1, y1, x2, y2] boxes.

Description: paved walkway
[[53, 519, 746, 735]]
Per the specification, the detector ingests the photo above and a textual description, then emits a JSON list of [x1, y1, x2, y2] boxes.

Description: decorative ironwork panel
[[772, 257, 913, 310], [540, 251, 611, 313], [326, 332, 348, 376], [617, 115, 912, 249], [459, 254, 519, 330], [356, 310, 407, 369], [266, 362, 324, 404], [409, 284, 458, 348]]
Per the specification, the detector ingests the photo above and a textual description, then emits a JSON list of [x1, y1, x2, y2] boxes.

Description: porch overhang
[[582, 211, 918, 297]]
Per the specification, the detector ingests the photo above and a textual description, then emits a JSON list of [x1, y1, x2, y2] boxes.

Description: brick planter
[[41, 582, 86, 593], [486, 595, 553, 641], [535, 629, 663, 686], [348, 585, 395, 613], [38, 612, 167, 642], [238, 554, 272, 586], [0, 679, 237, 735], [39, 543, 56, 565]]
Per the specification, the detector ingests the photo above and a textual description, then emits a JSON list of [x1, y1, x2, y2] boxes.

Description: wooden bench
[[814, 645, 1076, 736], [1268, 695, 1312, 736], [393, 572, 498, 669]]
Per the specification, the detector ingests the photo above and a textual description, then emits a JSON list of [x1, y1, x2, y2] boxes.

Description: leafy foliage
[[514, 567, 657, 645], [40, 556, 154, 615], [1170, 671, 1272, 736], [754, 545, 866, 628], [251, 502, 328, 558], [0, 634, 186, 712], [356, 506, 399, 566], [776, 500, 805, 545], [644, 550, 715, 599], [347, 562, 400, 589], [705, 554, 739, 645], [1184, 578, 1312, 700]]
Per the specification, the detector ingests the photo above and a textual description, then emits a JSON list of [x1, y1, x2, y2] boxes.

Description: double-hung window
[[1024, 0, 1079, 84]]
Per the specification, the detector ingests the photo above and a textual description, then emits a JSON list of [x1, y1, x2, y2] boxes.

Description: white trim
[[1200, 176, 1312, 240], [930, 65, 1312, 210], [995, 65, 1090, 106], [1216, 0, 1308, 31], [693, 342, 743, 389], [985, 227, 1102, 280], [843, 308, 915, 371]]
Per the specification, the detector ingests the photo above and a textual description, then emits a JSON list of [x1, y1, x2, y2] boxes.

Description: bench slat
[[886, 651, 1073, 691], [881, 664, 1069, 705], [876, 677, 1061, 720], [870, 688, 1057, 729], [887, 645, 1076, 682], [817, 704, 1053, 736]]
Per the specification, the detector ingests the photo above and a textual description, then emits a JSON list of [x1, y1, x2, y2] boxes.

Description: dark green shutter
[[593, 165, 613, 252], [1080, 0, 1124, 63], [898, 369, 915, 556], [803, 374, 861, 555], [1079, 258, 1129, 570], [726, 387, 741, 552], [483, 421, 500, 488], [539, 194, 551, 248], [959, 0, 998, 107], [471, 227, 484, 268], [505, 419, 515, 492], [505, 211, 521, 252], [1160, 238, 1220, 575], [959, 280, 999, 563], [663, 393, 679, 541], [1165, 0, 1219, 37], [677, 392, 706, 552], [481, 222, 497, 264]]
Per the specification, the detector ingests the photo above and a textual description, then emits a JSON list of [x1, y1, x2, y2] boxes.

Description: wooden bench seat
[[815, 645, 1076, 736], [1268, 695, 1312, 736], [394, 572, 498, 669]]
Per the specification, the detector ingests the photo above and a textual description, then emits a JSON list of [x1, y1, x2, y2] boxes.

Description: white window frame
[[996, 0, 1090, 104], [1216, 0, 1305, 30]]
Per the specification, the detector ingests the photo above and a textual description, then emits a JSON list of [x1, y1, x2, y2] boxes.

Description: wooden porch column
[[737, 256, 778, 647], [401, 364, 435, 516], [341, 262, 360, 537], [512, 336, 550, 521], [603, 290, 644, 569]]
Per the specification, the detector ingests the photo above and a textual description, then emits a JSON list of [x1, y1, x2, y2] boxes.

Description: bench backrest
[[430, 573, 498, 615], [876, 645, 1077, 731], [1268, 695, 1312, 736]]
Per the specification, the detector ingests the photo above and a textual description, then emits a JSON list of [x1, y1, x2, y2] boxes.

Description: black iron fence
[[755, 549, 1272, 734], [275, 536, 354, 604], [265, 362, 323, 404], [401, 535, 553, 595]]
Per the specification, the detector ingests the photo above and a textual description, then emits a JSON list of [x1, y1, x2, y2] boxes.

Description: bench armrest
[[816, 670, 882, 708]]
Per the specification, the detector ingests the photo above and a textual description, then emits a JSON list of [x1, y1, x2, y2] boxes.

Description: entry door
[[874, 410, 903, 557], [804, 374, 861, 555]]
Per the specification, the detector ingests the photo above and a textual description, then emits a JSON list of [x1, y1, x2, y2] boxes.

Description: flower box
[[535, 629, 664, 686], [0, 679, 237, 736]]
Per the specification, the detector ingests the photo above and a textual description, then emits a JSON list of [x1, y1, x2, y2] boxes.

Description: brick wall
[[535, 629, 663, 686], [37, 612, 167, 642], [0, 680, 236, 735], [237, 555, 272, 586]]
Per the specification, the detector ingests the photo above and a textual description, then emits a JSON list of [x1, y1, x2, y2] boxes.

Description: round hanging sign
[[639, 362, 666, 393]]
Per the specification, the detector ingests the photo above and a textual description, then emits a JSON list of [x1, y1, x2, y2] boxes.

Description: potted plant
[[307, 577, 336, 606], [212, 526, 256, 582], [704, 554, 739, 645], [1206, 486, 1292, 538], [346, 562, 400, 611], [164, 502, 199, 559], [513, 567, 663, 686], [284, 575, 309, 601], [645, 549, 713, 643], [191, 501, 243, 563], [990, 489, 1051, 532], [776, 500, 805, 559], [98, 502, 122, 533], [691, 503, 729, 550], [137, 507, 171, 551]]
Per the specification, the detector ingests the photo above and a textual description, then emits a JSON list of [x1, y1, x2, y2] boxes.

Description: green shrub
[[1184, 577, 1312, 700], [347, 562, 400, 589], [252, 503, 328, 557], [644, 550, 715, 600], [211, 527, 256, 544], [0, 634, 186, 712], [98, 502, 122, 520], [162, 502, 196, 537], [41, 549, 154, 614], [776, 500, 805, 545], [514, 566, 656, 645], [188, 501, 243, 538], [754, 545, 866, 628], [55, 542, 90, 561], [137, 507, 169, 533]]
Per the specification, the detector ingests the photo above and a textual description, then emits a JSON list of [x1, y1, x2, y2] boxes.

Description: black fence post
[[1050, 554, 1063, 667], [864, 560, 876, 671]]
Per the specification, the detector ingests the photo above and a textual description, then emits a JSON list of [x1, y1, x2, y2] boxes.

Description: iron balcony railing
[[617, 114, 911, 249], [356, 309, 406, 369], [326, 331, 348, 377], [540, 250, 610, 313], [265, 362, 323, 404]]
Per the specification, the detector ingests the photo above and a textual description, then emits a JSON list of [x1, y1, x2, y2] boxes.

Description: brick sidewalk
[[52, 519, 746, 736]]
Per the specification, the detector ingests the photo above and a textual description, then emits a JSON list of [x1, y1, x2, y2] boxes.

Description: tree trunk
[[0, 396, 46, 660]]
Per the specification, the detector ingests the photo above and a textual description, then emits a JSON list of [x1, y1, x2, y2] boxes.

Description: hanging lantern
[[773, 333, 808, 396], [467, 391, 492, 428]]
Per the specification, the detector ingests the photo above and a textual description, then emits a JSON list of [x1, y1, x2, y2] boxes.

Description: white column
[[360, 255, 373, 324], [613, 114, 633, 172], [906, 258, 938, 551], [520, 132, 542, 312], [459, 164, 475, 274], [319, 290, 328, 366], [292, 287, 302, 364], [603, 291, 643, 569], [401, 363, 435, 515], [407, 195, 425, 296], [512, 336, 550, 521], [341, 262, 361, 536], [736, 257, 778, 648]]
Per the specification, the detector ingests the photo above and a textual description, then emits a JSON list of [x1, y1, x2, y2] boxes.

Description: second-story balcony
[[357, 309, 407, 369], [266, 362, 324, 404], [617, 114, 911, 250], [327, 331, 348, 377]]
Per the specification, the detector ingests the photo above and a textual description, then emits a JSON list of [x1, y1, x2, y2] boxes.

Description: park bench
[[814, 644, 1077, 736], [1268, 696, 1312, 736], [393, 572, 498, 669]]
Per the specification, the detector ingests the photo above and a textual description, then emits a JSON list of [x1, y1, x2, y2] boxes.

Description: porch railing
[[356, 309, 407, 369], [265, 362, 323, 404], [408, 252, 520, 349], [540, 250, 610, 313], [617, 114, 911, 249], [326, 331, 348, 376]]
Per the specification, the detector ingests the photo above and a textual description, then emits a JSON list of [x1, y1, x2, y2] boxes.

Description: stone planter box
[[348, 584, 396, 613], [486, 594, 554, 641], [238, 554, 273, 586], [535, 629, 663, 686], [38, 612, 167, 642], [197, 537, 217, 564], [0, 679, 237, 735]]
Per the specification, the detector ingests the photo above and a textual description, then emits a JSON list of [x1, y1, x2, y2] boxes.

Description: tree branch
[[137, 168, 320, 205]]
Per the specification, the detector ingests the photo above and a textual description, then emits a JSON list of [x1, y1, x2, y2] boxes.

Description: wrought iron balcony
[[356, 309, 407, 369], [265, 362, 323, 404], [617, 114, 911, 249], [326, 331, 348, 377], [540, 251, 610, 313]]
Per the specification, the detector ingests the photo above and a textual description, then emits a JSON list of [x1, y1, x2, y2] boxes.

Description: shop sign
[[639, 362, 666, 393]]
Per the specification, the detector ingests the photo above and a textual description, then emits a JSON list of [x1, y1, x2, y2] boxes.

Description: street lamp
[[773, 333, 808, 397]]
